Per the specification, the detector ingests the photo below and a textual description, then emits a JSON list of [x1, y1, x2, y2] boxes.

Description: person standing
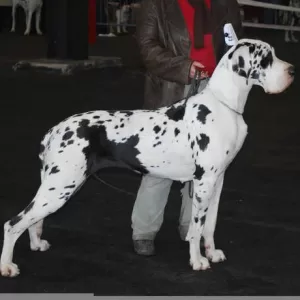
[[132, 0, 243, 256]]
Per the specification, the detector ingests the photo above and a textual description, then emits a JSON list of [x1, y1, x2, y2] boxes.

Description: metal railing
[[239, 0, 300, 32], [96, 0, 300, 37], [97, 0, 141, 36]]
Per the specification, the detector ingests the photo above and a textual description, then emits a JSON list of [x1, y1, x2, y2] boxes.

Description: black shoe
[[133, 239, 156, 256]]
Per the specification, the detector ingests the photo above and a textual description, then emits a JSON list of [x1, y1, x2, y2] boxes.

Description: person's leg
[[131, 77, 209, 256], [178, 181, 193, 240], [178, 78, 210, 241], [131, 174, 173, 255]]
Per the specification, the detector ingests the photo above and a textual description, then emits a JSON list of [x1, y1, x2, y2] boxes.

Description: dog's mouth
[[264, 77, 294, 94]]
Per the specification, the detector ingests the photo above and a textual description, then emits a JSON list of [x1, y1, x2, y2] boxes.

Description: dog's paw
[[189, 257, 210, 271], [30, 239, 50, 252], [0, 262, 20, 277], [24, 31, 30, 35], [10, 28, 15, 33], [37, 30, 43, 35], [206, 249, 226, 263]]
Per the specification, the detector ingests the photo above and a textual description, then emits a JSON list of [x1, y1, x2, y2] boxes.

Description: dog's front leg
[[24, 9, 33, 35], [186, 177, 215, 271], [35, 6, 43, 35], [10, 4, 16, 32], [202, 174, 226, 263]]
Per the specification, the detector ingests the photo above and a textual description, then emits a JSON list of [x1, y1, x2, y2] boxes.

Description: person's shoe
[[133, 240, 155, 256]]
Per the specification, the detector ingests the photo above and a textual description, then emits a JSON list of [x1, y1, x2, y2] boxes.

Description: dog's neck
[[207, 60, 252, 115]]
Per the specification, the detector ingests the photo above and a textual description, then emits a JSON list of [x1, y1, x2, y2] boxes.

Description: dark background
[[0, 2, 300, 295]]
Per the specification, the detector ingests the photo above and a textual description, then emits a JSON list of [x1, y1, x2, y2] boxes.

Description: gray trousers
[[131, 78, 209, 241]]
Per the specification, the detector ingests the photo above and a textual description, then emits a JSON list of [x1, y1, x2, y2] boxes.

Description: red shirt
[[178, 0, 216, 76]]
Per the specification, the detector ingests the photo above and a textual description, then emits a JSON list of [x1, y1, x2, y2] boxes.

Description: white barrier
[[242, 21, 300, 31]]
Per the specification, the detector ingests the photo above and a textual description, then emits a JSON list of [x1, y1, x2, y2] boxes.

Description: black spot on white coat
[[200, 215, 206, 225], [80, 125, 149, 175], [196, 134, 210, 151], [153, 125, 161, 134], [238, 56, 245, 68], [9, 215, 22, 226], [24, 201, 34, 214], [49, 166, 60, 174], [194, 165, 205, 180], [260, 51, 273, 69], [197, 105, 211, 124], [165, 104, 185, 121]]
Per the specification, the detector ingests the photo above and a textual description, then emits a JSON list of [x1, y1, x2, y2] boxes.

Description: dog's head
[[224, 39, 294, 94]]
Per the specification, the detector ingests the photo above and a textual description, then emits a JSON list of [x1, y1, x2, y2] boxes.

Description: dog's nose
[[288, 65, 295, 77]]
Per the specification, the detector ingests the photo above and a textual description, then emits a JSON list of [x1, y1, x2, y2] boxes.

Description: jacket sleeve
[[136, 0, 193, 85], [228, 0, 244, 39]]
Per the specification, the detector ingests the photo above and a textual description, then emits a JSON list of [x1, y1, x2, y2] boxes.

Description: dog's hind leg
[[202, 174, 226, 263], [0, 153, 88, 277], [285, 28, 291, 42], [35, 5, 43, 35], [116, 9, 121, 34], [27, 162, 50, 251], [28, 220, 50, 251]]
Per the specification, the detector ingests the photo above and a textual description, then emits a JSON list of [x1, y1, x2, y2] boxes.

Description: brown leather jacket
[[136, 0, 243, 109]]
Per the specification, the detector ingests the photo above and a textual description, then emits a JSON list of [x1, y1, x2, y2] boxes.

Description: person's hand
[[189, 61, 208, 79]]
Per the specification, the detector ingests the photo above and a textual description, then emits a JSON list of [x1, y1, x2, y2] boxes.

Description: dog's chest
[[191, 111, 248, 174], [224, 118, 247, 164], [16, 0, 41, 9], [17, 0, 28, 8], [217, 116, 248, 168]]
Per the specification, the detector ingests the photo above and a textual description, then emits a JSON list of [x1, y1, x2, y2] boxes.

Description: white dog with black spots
[[0, 39, 295, 277], [11, 0, 43, 35]]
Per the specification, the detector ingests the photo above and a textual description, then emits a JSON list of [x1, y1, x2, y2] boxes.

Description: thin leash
[[92, 70, 203, 199], [184, 69, 202, 105]]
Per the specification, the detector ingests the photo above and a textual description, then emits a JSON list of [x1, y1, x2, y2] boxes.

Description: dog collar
[[217, 98, 243, 115], [209, 88, 243, 115]]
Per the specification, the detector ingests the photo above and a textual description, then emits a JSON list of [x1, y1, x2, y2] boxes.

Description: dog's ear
[[228, 42, 256, 61]]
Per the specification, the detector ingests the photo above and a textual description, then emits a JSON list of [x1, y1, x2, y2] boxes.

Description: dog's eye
[[260, 51, 274, 69]]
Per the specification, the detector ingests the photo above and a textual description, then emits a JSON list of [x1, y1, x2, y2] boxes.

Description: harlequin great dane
[[0, 39, 295, 277], [11, 0, 43, 35]]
